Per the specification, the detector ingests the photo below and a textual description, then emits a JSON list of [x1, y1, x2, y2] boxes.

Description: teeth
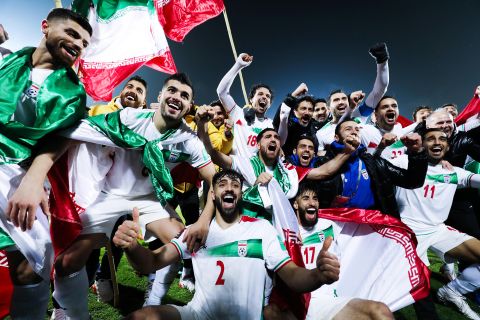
[[126, 96, 135, 101], [65, 47, 77, 57], [306, 208, 316, 214], [168, 103, 180, 110]]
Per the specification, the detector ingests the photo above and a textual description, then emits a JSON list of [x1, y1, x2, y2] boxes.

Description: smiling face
[[212, 175, 243, 223], [293, 100, 314, 127], [423, 130, 449, 162], [294, 138, 315, 167], [42, 18, 90, 67], [329, 92, 349, 120], [158, 79, 193, 123], [426, 111, 454, 138], [119, 80, 147, 109], [375, 98, 399, 131], [294, 189, 319, 227], [257, 130, 281, 164], [313, 101, 328, 122], [250, 87, 272, 116], [210, 105, 226, 128]]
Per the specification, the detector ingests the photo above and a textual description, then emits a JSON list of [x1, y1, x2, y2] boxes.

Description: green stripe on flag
[[206, 239, 263, 259], [0, 229, 15, 250], [302, 225, 334, 245], [426, 173, 458, 184], [390, 140, 405, 149]]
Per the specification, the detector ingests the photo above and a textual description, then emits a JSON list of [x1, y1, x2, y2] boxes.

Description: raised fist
[[369, 42, 389, 64]]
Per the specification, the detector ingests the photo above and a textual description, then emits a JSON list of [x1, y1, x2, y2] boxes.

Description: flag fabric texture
[[317, 208, 430, 311], [0, 250, 12, 319], [156, 0, 224, 42], [72, 0, 177, 101], [455, 93, 480, 125]]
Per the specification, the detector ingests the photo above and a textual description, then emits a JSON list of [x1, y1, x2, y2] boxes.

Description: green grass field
[[37, 250, 480, 319]]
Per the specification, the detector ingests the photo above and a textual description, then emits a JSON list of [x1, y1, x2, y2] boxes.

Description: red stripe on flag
[[455, 95, 480, 125], [48, 154, 84, 257], [317, 207, 430, 302], [79, 51, 176, 101], [0, 251, 12, 319], [156, 0, 225, 42]]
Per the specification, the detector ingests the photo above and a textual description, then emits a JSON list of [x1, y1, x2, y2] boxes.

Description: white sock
[[181, 266, 193, 280], [10, 278, 49, 320], [448, 263, 480, 295], [145, 261, 181, 306], [53, 267, 89, 320]]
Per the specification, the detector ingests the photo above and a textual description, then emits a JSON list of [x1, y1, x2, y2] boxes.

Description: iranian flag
[[156, 0, 224, 42], [72, 0, 177, 101]]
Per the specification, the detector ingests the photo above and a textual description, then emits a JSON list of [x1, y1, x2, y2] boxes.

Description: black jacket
[[446, 128, 480, 167], [315, 148, 428, 218]]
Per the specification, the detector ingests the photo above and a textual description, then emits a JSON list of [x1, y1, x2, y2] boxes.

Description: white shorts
[[412, 223, 473, 265], [306, 293, 351, 320], [80, 191, 180, 242], [0, 164, 53, 280]]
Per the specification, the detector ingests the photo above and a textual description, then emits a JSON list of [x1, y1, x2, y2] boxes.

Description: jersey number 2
[[215, 260, 225, 285]]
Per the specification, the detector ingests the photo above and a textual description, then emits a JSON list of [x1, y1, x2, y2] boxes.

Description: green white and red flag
[[72, 0, 177, 101]]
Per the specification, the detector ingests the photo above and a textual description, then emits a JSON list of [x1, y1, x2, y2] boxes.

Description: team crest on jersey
[[361, 169, 369, 180], [238, 240, 248, 257], [25, 83, 40, 99], [443, 175, 451, 184], [168, 150, 181, 162], [318, 231, 325, 242]]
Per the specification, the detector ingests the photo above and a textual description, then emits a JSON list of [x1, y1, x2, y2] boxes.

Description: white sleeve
[[217, 59, 249, 114], [455, 167, 475, 188], [185, 138, 212, 169], [170, 230, 191, 260], [262, 221, 291, 272], [365, 61, 389, 108], [459, 116, 480, 132], [398, 122, 419, 136], [388, 154, 409, 169], [58, 121, 118, 147], [278, 103, 291, 146]]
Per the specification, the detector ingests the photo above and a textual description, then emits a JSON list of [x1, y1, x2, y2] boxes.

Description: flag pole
[[222, 9, 249, 107], [54, 0, 63, 8]]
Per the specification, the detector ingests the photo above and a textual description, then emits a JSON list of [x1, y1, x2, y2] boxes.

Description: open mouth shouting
[[300, 115, 311, 126], [61, 44, 79, 64], [385, 111, 397, 124], [267, 142, 278, 153], [305, 207, 318, 222], [221, 192, 237, 210], [429, 145, 444, 158]]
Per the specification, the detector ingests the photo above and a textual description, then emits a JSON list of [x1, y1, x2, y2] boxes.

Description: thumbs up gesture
[[113, 207, 144, 249], [316, 236, 340, 284]]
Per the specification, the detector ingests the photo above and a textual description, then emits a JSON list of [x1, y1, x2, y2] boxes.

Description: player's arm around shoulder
[[276, 237, 340, 293]]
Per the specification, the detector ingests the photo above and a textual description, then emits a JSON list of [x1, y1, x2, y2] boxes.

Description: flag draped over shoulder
[[156, 0, 224, 42], [318, 208, 430, 311], [71, 0, 177, 101]]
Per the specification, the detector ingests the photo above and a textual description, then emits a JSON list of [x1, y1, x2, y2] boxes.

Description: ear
[[210, 188, 215, 202], [293, 148, 297, 155], [41, 20, 49, 35], [293, 200, 299, 210], [334, 134, 340, 142]]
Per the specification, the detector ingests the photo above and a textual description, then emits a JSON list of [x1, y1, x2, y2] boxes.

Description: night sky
[[2, 0, 480, 119]]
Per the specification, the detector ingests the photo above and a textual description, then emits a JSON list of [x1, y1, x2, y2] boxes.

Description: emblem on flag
[[444, 175, 451, 184], [168, 150, 180, 162], [238, 240, 248, 257]]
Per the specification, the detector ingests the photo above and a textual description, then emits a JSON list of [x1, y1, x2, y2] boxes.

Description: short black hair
[[163, 73, 195, 99], [441, 103, 458, 110], [293, 95, 315, 110], [334, 116, 358, 136], [295, 134, 318, 153], [47, 8, 93, 36], [314, 98, 327, 105], [212, 169, 244, 188], [328, 89, 346, 106], [256, 128, 278, 142], [209, 99, 227, 115], [421, 127, 447, 140], [127, 75, 148, 92], [412, 105, 432, 121], [295, 181, 319, 201], [249, 84, 274, 103], [375, 95, 396, 110]]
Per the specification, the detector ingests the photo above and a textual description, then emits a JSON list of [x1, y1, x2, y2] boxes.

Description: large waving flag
[[72, 0, 177, 101], [156, 0, 224, 42]]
